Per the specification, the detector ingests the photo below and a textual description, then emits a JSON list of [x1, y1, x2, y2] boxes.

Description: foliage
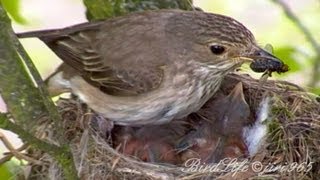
[[273, 47, 301, 74], [83, 0, 193, 20], [0, 0, 26, 24], [0, 158, 23, 179]]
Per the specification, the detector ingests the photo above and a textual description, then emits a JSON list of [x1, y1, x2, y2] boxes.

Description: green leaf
[[310, 87, 320, 95], [273, 46, 301, 74], [0, 0, 26, 24], [0, 160, 23, 179]]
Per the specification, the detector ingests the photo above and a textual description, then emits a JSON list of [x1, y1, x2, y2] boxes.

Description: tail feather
[[16, 20, 104, 42], [17, 29, 63, 38], [16, 29, 68, 43]]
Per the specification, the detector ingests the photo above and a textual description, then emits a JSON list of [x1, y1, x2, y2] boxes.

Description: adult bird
[[17, 9, 284, 126]]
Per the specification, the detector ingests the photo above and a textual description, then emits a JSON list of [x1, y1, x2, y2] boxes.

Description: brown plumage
[[17, 10, 285, 126]]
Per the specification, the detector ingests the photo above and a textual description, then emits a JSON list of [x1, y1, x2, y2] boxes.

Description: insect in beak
[[244, 47, 289, 77]]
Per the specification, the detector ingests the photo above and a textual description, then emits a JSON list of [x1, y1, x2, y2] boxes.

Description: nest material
[[27, 73, 320, 179]]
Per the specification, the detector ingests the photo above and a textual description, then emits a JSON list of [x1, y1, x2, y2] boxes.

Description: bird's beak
[[241, 47, 288, 73], [228, 82, 246, 103]]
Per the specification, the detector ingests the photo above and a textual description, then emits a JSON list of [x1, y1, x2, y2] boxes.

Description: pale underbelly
[[70, 71, 222, 126], [90, 78, 220, 126]]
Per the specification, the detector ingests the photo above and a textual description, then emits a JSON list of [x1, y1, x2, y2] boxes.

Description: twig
[[0, 113, 78, 179], [0, 132, 42, 164], [0, 142, 38, 165], [271, 0, 320, 87], [0, 143, 29, 164]]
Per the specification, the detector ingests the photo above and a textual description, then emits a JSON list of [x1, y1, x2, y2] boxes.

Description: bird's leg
[[0, 132, 42, 165]]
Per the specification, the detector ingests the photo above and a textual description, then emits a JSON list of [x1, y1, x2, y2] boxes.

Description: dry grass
[[26, 73, 320, 179]]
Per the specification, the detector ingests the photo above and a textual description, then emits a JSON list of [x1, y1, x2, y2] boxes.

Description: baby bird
[[178, 82, 252, 163], [113, 121, 187, 164]]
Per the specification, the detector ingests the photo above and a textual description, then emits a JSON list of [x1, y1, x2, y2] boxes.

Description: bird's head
[[166, 11, 287, 74]]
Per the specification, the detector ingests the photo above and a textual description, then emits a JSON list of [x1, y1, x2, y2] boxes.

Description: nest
[[26, 73, 320, 179]]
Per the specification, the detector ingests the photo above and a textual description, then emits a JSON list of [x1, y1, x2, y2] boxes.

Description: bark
[[0, 3, 78, 180]]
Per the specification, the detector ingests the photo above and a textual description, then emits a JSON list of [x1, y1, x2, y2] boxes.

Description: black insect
[[250, 59, 289, 76]]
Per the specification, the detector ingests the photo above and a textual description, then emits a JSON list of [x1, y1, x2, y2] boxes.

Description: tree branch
[[12, 31, 66, 142], [0, 4, 78, 179], [0, 8, 46, 131], [271, 0, 320, 87]]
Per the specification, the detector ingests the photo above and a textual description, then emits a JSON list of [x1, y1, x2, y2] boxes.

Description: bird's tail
[[16, 29, 60, 39], [16, 20, 104, 42], [16, 28, 72, 44]]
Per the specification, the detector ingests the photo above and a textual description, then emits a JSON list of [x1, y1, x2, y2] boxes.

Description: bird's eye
[[210, 45, 225, 55]]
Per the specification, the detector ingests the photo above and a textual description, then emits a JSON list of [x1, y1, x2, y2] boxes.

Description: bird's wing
[[17, 12, 171, 96]]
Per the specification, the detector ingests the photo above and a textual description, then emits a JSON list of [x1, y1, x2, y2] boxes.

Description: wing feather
[[18, 12, 171, 96]]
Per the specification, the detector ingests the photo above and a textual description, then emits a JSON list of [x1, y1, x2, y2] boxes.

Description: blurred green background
[[0, 0, 319, 178]]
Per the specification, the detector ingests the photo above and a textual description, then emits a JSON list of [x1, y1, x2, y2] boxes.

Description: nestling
[[178, 82, 251, 163], [113, 122, 187, 164]]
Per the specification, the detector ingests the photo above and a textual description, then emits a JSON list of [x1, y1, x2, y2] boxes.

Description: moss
[[271, 105, 295, 122], [267, 118, 287, 152], [83, 0, 194, 20], [0, 8, 47, 130]]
